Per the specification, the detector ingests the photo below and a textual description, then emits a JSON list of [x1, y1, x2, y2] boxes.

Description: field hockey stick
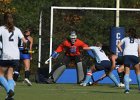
[[91, 75, 95, 82], [92, 75, 107, 84], [45, 56, 52, 64]]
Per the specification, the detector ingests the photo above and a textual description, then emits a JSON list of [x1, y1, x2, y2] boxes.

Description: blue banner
[[110, 27, 125, 56], [56, 69, 137, 84]]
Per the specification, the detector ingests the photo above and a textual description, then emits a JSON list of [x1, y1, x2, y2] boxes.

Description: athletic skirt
[[19, 47, 31, 60]]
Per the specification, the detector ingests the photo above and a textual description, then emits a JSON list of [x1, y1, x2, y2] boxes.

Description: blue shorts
[[19, 47, 31, 60], [95, 60, 111, 73], [124, 55, 139, 67], [0, 60, 19, 68], [116, 56, 124, 65]]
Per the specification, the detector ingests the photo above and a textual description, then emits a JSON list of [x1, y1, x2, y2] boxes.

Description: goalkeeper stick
[[45, 56, 52, 64]]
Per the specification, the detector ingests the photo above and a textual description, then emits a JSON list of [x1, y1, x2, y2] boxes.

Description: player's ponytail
[[4, 12, 14, 32]]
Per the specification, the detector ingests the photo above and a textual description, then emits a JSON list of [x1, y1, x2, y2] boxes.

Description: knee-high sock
[[25, 70, 30, 79], [0, 76, 10, 93], [108, 72, 119, 86], [124, 74, 130, 90], [136, 74, 140, 90], [83, 70, 92, 84], [8, 79, 15, 91], [13, 71, 20, 81], [118, 71, 124, 83]]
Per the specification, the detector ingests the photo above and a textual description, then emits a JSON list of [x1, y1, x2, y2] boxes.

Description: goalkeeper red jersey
[[55, 38, 88, 56]]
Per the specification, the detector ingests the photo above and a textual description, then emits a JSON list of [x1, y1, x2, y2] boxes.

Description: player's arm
[[28, 36, 33, 59], [78, 40, 95, 58], [111, 55, 117, 70], [28, 36, 33, 51], [117, 41, 123, 52], [55, 44, 64, 53], [78, 40, 88, 48], [18, 29, 28, 44], [138, 44, 140, 57], [83, 47, 91, 50], [21, 37, 28, 43], [51, 41, 65, 59], [83, 46, 95, 58]]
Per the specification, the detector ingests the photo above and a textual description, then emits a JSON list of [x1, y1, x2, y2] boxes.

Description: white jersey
[[0, 41, 2, 49], [90, 46, 109, 63], [0, 26, 24, 60], [136, 39, 140, 44], [0, 41, 2, 57], [121, 37, 139, 57]]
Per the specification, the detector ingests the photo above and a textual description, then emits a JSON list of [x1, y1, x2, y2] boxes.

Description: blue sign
[[56, 69, 137, 84], [110, 27, 125, 56]]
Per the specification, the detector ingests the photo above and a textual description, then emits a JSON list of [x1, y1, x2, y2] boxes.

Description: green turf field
[[0, 83, 140, 100]]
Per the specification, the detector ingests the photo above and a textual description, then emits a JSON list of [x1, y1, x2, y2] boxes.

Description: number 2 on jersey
[[9, 32, 14, 41]]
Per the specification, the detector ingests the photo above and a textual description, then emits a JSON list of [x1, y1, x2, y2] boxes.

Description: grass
[[0, 83, 140, 100]]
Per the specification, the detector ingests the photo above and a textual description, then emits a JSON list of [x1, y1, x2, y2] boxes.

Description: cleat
[[118, 83, 125, 87], [5, 90, 14, 100], [24, 78, 32, 86], [119, 83, 125, 87], [5, 97, 14, 100], [80, 82, 87, 86], [124, 90, 129, 94]]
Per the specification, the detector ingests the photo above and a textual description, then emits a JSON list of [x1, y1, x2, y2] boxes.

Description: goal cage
[[46, 7, 140, 71], [37, 2, 140, 83]]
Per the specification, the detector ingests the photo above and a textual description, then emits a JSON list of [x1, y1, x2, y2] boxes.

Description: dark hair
[[127, 28, 137, 38], [24, 28, 31, 34], [96, 41, 102, 47], [4, 12, 14, 32]]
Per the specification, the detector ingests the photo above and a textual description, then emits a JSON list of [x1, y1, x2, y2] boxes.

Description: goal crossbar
[[52, 6, 140, 11]]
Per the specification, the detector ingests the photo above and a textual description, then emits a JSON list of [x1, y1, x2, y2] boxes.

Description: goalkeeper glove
[[51, 51, 59, 59]]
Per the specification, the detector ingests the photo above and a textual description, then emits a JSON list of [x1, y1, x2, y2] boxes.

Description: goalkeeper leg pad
[[52, 65, 66, 82], [76, 62, 84, 84]]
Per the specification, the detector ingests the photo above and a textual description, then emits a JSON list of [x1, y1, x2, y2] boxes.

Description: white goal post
[[46, 2, 140, 73]]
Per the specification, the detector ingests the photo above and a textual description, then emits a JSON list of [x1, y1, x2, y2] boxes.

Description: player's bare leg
[[23, 59, 32, 86]]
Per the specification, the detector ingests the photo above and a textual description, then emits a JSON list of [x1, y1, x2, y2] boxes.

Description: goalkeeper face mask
[[70, 31, 77, 44], [71, 38, 77, 44]]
